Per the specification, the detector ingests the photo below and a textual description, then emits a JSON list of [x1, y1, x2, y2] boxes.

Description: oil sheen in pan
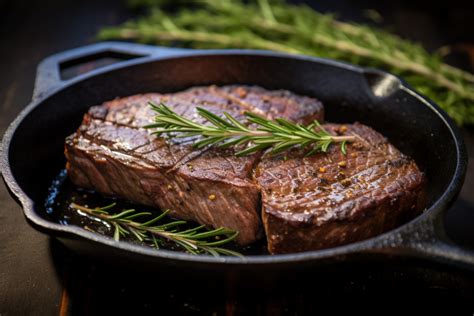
[[45, 170, 269, 256]]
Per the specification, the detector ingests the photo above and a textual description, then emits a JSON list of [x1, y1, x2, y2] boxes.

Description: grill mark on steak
[[209, 85, 268, 116], [269, 158, 417, 222], [260, 152, 403, 203], [65, 85, 324, 245]]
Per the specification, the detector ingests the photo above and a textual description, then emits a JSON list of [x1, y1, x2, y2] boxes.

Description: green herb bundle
[[98, 0, 474, 125]]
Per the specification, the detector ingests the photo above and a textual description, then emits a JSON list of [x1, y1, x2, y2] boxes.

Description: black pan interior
[[7, 54, 457, 238]]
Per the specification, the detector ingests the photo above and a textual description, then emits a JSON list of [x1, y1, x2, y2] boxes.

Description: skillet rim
[[0, 49, 467, 265]]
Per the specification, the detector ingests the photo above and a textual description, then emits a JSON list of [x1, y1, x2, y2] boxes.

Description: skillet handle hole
[[59, 51, 145, 80]]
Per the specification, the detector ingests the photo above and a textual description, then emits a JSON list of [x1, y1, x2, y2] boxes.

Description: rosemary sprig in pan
[[144, 102, 355, 156], [70, 203, 242, 257]]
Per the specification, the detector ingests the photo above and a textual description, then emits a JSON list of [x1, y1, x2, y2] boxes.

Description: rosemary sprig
[[144, 102, 354, 156], [70, 202, 242, 257], [97, 0, 474, 125]]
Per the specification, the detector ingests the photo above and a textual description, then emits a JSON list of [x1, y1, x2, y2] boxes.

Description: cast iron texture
[[0, 42, 471, 279]]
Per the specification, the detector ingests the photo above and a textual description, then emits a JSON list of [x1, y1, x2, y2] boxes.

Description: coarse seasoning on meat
[[65, 85, 425, 253]]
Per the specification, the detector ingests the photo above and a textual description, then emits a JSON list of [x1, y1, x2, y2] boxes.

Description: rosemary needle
[[70, 202, 242, 257], [145, 102, 354, 156]]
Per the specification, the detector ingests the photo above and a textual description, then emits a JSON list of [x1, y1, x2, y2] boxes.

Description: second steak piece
[[254, 123, 426, 254]]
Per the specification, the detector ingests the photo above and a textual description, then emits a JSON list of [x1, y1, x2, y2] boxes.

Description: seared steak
[[66, 85, 425, 253], [254, 123, 425, 254], [65, 85, 324, 245]]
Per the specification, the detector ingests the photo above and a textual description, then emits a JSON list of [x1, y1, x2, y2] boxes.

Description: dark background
[[1, 0, 474, 314]]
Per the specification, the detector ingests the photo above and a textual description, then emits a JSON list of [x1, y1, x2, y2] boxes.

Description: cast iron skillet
[[1, 42, 472, 276]]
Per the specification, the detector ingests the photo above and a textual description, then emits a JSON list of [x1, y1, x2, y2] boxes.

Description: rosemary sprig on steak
[[70, 203, 242, 257], [145, 102, 355, 156]]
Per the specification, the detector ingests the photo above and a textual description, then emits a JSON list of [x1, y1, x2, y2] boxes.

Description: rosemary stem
[[329, 135, 357, 142], [211, 130, 356, 142], [114, 28, 303, 54], [331, 21, 474, 83], [440, 63, 474, 83], [210, 130, 271, 137], [152, 230, 199, 248], [70, 203, 96, 214]]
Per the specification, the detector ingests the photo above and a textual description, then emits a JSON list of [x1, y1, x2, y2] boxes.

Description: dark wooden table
[[1, 1, 474, 314]]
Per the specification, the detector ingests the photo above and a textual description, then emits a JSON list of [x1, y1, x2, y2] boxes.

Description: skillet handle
[[380, 208, 474, 270], [33, 41, 188, 100]]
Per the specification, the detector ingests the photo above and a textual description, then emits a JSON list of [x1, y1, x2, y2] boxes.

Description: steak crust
[[254, 123, 425, 254]]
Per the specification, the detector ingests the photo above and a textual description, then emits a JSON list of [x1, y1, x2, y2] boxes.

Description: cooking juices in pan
[[49, 85, 426, 256], [47, 170, 269, 255]]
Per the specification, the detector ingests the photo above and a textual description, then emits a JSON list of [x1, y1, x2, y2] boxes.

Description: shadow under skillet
[[48, 235, 474, 315]]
